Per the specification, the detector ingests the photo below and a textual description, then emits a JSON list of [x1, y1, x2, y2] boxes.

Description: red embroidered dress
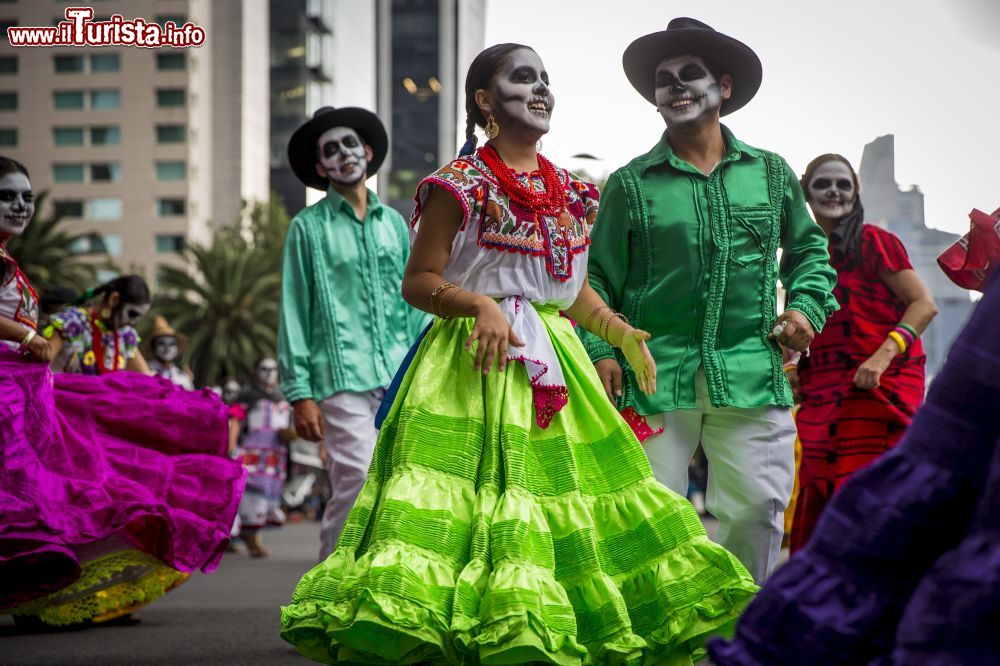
[[791, 224, 926, 551]]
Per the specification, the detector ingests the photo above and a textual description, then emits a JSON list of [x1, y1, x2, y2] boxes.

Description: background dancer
[[786, 154, 937, 550]]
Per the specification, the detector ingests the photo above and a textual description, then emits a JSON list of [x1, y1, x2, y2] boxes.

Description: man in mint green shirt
[[281, 107, 428, 559], [581, 19, 838, 582]]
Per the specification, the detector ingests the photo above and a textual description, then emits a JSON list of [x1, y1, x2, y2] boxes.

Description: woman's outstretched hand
[[619, 329, 657, 395]]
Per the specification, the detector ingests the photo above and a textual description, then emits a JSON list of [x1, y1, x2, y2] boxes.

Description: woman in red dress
[[786, 154, 938, 552]]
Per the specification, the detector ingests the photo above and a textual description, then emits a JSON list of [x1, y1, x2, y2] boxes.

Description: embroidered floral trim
[[8, 549, 186, 626], [412, 154, 598, 282]]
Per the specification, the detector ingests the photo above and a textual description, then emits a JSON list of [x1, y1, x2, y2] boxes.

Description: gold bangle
[[437, 284, 462, 320], [585, 305, 611, 332], [599, 309, 618, 342], [429, 281, 457, 317], [887, 330, 908, 354]]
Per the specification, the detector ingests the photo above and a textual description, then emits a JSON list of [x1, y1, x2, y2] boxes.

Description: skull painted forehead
[[806, 159, 858, 221], [316, 126, 369, 186], [0, 172, 35, 239], [153, 335, 179, 362]]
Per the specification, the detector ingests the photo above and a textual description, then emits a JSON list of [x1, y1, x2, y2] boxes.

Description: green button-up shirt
[[580, 127, 838, 413], [278, 188, 428, 403]]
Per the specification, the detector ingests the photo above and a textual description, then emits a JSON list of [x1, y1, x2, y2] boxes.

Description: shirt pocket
[[728, 206, 774, 269]]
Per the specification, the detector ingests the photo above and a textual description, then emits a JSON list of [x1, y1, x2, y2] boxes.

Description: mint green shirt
[[278, 188, 428, 403], [580, 127, 838, 413]]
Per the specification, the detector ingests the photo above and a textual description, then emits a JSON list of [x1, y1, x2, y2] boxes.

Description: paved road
[[1, 522, 321, 666], [1, 517, 728, 666]]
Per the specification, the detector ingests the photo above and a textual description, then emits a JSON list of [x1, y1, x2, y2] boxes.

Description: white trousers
[[642, 371, 795, 583], [318, 389, 383, 561]]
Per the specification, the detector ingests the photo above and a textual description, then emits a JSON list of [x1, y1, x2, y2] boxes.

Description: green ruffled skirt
[[280, 306, 757, 665]]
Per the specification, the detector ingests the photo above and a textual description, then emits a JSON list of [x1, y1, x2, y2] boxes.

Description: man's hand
[[595, 358, 622, 404], [293, 399, 325, 442], [768, 310, 814, 352]]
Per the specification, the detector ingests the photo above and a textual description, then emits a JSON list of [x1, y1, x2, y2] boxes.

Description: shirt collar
[[325, 186, 383, 220], [636, 124, 762, 175]]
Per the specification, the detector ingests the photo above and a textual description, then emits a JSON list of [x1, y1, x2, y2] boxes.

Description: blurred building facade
[[270, 0, 486, 214], [858, 134, 974, 378], [0, 0, 269, 282]]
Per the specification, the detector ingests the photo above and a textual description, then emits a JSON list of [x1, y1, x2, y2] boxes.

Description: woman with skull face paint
[[234, 357, 292, 558], [0, 160, 245, 627], [280, 44, 756, 666], [786, 154, 937, 552], [43, 275, 153, 375]]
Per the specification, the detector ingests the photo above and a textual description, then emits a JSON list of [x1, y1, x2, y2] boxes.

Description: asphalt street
[[1, 517, 726, 666], [1, 522, 321, 666]]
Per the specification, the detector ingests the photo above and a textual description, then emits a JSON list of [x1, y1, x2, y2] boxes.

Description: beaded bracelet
[[887, 330, 908, 354]]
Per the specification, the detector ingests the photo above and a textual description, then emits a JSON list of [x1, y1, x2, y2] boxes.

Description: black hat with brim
[[287, 106, 388, 191], [622, 17, 762, 116]]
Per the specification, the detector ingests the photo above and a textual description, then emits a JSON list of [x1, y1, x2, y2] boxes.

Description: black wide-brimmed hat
[[622, 17, 762, 116], [287, 106, 388, 191]]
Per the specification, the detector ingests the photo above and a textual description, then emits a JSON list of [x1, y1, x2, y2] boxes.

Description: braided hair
[[74, 274, 151, 307], [459, 43, 534, 156]]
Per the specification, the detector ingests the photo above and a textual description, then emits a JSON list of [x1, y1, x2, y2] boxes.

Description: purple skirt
[[0, 350, 246, 609], [709, 272, 1000, 665]]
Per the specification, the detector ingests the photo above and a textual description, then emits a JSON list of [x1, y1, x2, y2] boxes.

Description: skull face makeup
[[0, 172, 35, 240], [153, 335, 179, 364], [256, 357, 279, 388], [654, 55, 727, 128], [315, 126, 370, 186], [806, 160, 858, 222], [221, 379, 242, 405], [490, 48, 554, 136], [222, 379, 242, 404], [113, 302, 150, 330]]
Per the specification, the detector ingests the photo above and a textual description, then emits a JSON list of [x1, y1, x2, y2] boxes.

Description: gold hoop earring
[[100, 306, 113, 320], [484, 115, 500, 140]]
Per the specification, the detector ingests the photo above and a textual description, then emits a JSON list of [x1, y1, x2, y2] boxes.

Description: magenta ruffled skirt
[[0, 350, 246, 609]]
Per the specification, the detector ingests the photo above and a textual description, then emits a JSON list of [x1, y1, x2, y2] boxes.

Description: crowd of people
[[2, 14, 998, 666]]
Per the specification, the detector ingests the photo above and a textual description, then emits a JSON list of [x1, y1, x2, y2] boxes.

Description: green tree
[[6, 191, 104, 294], [150, 194, 291, 387]]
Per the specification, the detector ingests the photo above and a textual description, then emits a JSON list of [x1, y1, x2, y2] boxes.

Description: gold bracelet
[[585, 305, 612, 331], [599, 308, 618, 342], [436, 284, 462, 320], [429, 281, 457, 317]]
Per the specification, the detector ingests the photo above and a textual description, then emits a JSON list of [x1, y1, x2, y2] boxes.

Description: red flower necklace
[[89, 310, 121, 374], [479, 144, 566, 219]]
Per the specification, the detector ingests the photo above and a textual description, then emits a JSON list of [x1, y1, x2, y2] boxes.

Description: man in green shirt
[[281, 107, 428, 559], [581, 19, 838, 582]]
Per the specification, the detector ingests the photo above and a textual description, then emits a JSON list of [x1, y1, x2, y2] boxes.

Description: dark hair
[[75, 274, 151, 307], [459, 43, 534, 156], [0, 156, 29, 180]]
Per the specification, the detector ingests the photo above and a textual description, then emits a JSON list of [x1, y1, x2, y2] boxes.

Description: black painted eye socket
[[0, 190, 16, 202], [811, 178, 832, 189], [342, 136, 359, 148], [321, 142, 339, 158], [679, 64, 707, 82], [126, 309, 143, 319], [836, 179, 853, 190]]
